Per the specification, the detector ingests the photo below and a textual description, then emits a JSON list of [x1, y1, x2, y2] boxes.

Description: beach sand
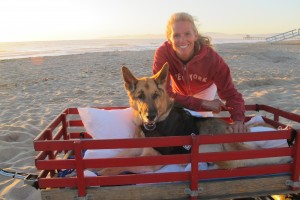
[[0, 42, 300, 199]]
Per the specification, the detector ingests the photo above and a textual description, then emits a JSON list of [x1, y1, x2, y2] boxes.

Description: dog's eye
[[152, 93, 159, 100], [137, 93, 145, 100]]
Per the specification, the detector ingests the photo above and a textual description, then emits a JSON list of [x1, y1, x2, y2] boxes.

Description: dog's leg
[[205, 142, 293, 169], [97, 147, 143, 176], [98, 126, 162, 175], [223, 141, 292, 168], [234, 156, 292, 168], [99, 147, 162, 175], [116, 147, 163, 174]]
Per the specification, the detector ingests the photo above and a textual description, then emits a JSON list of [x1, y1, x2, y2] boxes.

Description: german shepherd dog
[[98, 63, 291, 176]]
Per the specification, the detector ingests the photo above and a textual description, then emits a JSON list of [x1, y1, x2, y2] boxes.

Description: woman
[[153, 12, 247, 133]]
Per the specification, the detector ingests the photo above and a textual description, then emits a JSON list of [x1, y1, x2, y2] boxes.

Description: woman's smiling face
[[170, 20, 198, 62]]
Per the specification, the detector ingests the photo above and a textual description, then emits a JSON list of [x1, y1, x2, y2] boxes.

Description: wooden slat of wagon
[[40, 174, 300, 200], [34, 109, 68, 141], [84, 154, 190, 169], [198, 164, 292, 180], [36, 159, 76, 170], [86, 172, 191, 186], [80, 135, 192, 149], [196, 130, 291, 144], [260, 105, 300, 122], [291, 128, 300, 190], [69, 120, 84, 126], [34, 140, 75, 151], [39, 176, 78, 188], [198, 147, 292, 162], [67, 107, 128, 115]]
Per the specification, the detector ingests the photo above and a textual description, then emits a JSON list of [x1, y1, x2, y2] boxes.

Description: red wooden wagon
[[34, 104, 300, 200]]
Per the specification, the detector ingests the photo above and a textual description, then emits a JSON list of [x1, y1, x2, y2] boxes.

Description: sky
[[0, 0, 299, 42]]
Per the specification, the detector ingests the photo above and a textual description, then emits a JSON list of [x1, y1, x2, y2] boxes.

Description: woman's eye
[[173, 34, 180, 39]]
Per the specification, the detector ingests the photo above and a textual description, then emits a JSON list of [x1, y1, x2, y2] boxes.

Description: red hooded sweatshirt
[[153, 41, 245, 122]]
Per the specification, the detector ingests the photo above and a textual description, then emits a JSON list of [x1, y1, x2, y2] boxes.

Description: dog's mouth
[[143, 121, 156, 131]]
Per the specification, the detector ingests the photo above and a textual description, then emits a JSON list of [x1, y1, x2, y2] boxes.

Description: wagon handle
[[0, 168, 39, 189]]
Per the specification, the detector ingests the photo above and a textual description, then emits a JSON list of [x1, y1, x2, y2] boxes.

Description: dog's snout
[[147, 111, 157, 121]]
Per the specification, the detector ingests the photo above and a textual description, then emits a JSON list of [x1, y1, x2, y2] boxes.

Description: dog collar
[[143, 123, 156, 131]]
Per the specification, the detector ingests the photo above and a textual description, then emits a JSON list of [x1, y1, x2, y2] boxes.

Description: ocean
[[0, 38, 260, 60]]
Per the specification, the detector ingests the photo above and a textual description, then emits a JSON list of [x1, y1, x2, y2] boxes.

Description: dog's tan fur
[[98, 63, 291, 176]]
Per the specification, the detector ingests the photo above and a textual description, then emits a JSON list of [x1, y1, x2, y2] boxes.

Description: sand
[[0, 42, 300, 199]]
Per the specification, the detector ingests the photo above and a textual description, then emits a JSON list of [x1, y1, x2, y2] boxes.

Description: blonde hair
[[166, 12, 212, 47]]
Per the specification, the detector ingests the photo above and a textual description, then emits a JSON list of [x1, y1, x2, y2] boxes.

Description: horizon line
[[0, 32, 280, 43]]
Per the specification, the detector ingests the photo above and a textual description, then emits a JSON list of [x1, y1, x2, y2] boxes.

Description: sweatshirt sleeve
[[212, 51, 246, 121]]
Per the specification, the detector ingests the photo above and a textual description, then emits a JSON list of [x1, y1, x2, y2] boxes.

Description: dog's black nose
[[147, 112, 156, 121]]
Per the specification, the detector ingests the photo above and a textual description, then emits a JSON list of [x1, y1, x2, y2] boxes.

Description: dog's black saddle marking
[[141, 106, 199, 155]]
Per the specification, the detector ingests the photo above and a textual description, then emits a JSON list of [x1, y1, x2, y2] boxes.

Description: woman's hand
[[201, 99, 248, 133], [229, 121, 249, 133], [201, 99, 227, 113]]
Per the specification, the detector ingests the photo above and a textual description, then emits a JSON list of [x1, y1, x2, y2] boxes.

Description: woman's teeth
[[179, 45, 188, 49]]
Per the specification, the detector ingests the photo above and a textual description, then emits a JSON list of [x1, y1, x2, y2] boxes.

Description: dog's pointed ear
[[153, 62, 169, 85], [122, 66, 138, 92]]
